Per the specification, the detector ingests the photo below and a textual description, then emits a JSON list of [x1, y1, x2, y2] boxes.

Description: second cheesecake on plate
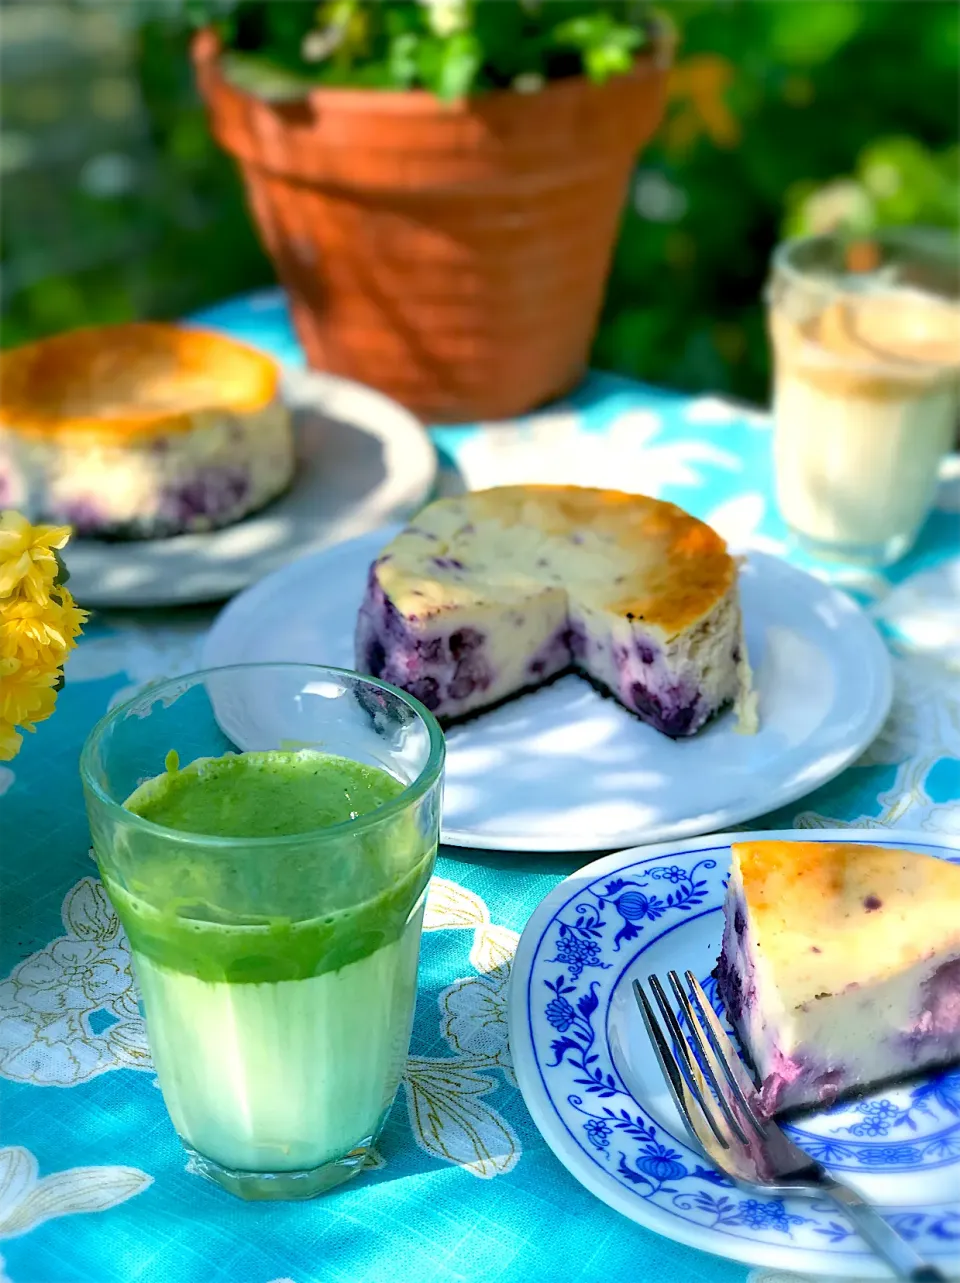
[[0, 323, 294, 539], [355, 485, 756, 738]]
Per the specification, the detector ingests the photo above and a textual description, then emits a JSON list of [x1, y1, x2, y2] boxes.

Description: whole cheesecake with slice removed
[[0, 323, 294, 539], [355, 485, 757, 737], [716, 839, 960, 1115]]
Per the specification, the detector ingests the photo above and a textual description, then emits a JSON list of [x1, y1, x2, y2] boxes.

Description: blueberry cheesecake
[[716, 839, 960, 1115], [0, 323, 294, 538], [355, 485, 757, 737]]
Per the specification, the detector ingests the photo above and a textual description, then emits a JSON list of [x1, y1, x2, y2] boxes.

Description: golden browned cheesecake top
[[731, 839, 960, 998], [377, 485, 737, 639], [0, 323, 280, 442]]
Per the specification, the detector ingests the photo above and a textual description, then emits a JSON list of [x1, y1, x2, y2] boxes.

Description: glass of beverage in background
[[767, 228, 960, 565], [81, 664, 444, 1200]]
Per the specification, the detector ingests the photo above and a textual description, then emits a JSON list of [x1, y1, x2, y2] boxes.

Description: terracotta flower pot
[[192, 28, 671, 422]]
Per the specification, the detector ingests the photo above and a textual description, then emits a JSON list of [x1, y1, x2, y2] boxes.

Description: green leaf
[[583, 43, 628, 83], [415, 34, 445, 93], [53, 549, 71, 588], [857, 135, 953, 226], [388, 31, 420, 88], [552, 14, 613, 50], [584, 28, 643, 82], [551, 9, 644, 81], [431, 31, 482, 101]]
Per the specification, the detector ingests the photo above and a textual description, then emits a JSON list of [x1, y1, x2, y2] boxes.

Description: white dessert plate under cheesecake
[[63, 370, 436, 608], [507, 829, 960, 1277], [202, 523, 893, 853]]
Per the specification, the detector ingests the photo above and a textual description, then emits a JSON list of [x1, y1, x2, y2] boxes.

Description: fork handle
[[820, 1176, 949, 1282]]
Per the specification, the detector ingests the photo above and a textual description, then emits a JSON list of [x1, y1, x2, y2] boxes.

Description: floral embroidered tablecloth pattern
[[2, 291, 958, 1283]]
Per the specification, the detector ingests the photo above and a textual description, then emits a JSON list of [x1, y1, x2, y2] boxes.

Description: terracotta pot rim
[[188, 20, 672, 420], [191, 21, 674, 116]]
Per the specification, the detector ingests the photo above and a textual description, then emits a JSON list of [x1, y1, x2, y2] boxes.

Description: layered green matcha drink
[[82, 665, 444, 1199], [105, 748, 433, 1190], [85, 716, 441, 1202]]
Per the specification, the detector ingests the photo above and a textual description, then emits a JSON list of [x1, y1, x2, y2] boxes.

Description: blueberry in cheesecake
[[716, 839, 960, 1115], [0, 323, 294, 539], [355, 485, 757, 737]]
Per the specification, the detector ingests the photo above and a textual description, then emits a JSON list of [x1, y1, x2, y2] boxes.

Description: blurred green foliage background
[[2, 0, 957, 405]]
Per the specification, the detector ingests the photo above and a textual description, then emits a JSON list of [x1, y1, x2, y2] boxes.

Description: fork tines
[[633, 969, 766, 1153], [634, 971, 951, 1282]]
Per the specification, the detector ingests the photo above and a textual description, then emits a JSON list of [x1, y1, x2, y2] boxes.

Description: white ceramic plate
[[202, 524, 893, 853], [507, 829, 960, 1277], [64, 369, 436, 608]]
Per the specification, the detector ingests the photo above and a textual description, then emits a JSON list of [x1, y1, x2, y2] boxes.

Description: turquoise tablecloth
[[3, 290, 959, 1283]]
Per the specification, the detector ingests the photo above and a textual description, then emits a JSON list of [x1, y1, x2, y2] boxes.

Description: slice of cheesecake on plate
[[354, 485, 757, 738], [716, 839, 960, 1115]]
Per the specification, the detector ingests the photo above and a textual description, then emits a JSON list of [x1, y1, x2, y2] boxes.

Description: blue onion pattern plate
[[508, 829, 960, 1277]]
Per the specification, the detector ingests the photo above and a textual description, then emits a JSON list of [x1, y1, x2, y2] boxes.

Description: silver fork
[[634, 970, 950, 1283]]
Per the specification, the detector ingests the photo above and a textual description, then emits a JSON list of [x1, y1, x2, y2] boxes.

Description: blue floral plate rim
[[507, 828, 960, 1278]]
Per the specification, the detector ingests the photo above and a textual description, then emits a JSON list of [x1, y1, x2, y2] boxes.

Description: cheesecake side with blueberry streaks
[[355, 485, 756, 737]]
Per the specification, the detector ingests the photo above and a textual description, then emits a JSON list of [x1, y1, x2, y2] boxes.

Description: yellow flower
[[0, 600, 63, 667], [0, 655, 58, 741], [0, 512, 87, 760], [56, 585, 87, 644], [0, 720, 21, 759], [0, 655, 59, 722], [0, 511, 72, 603]]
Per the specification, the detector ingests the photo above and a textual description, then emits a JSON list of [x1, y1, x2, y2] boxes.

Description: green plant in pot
[[188, 0, 672, 420]]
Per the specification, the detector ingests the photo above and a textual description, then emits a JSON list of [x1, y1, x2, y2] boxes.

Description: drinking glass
[[768, 227, 960, 565], [81, 664, 444, 1201]]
